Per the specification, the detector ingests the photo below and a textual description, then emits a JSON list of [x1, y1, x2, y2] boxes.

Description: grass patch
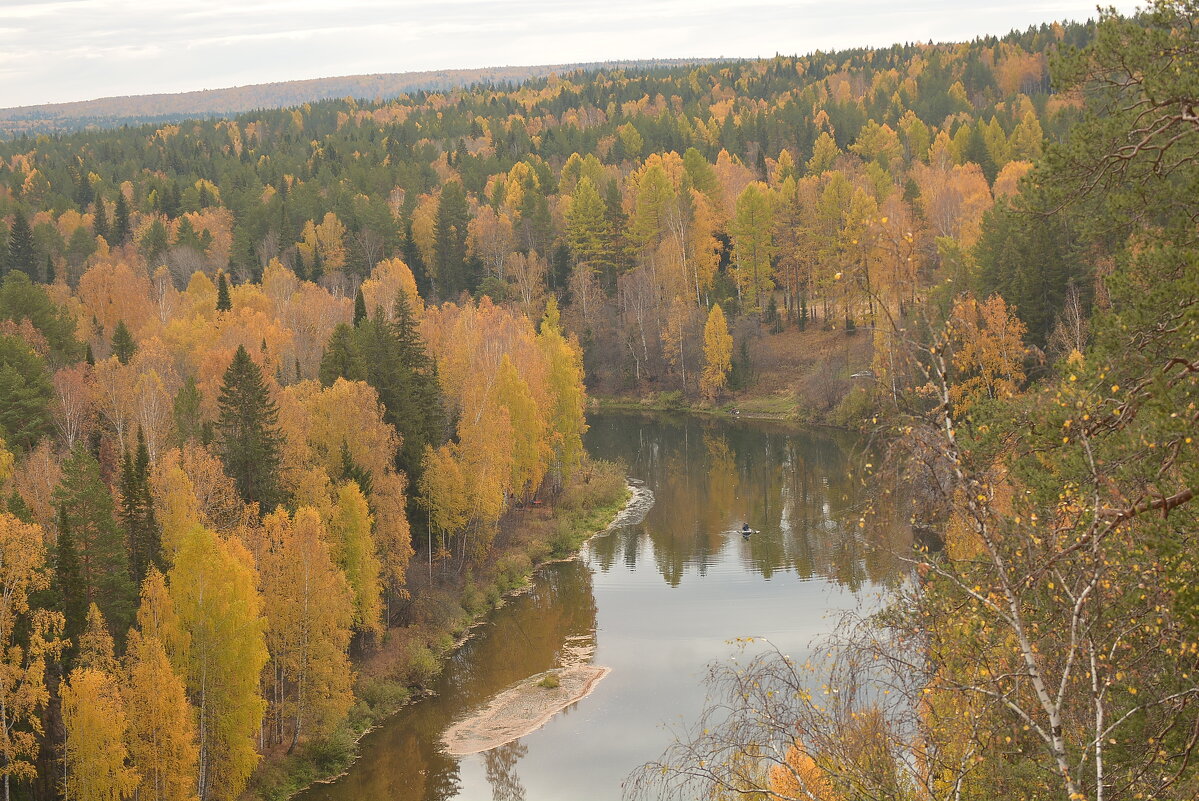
[[538, 673, 561, 689]]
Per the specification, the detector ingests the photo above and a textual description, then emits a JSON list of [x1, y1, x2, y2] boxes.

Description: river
[[299, 411, 896, 801]]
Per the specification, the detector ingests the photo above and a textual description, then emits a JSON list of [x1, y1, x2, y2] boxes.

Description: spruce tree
[[6, 211, 35, 277], [92, 200, 109, 242], [112, 193, 131, 246], [216, 271, 232, 312], [173, 375, 204, 445], [319, 323, 367, 386], [53, 444, 135, 633], [139, 217, 169, 265], [120, 428, 161, 587], [433, 180, 471, 296], [111, 319, 136, 364], [216, 345, 285, 510], [56, 506, 88, 648], [353, 288, 367, 326]]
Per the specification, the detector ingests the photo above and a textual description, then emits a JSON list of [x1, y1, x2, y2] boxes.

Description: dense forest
[[0, 59, 709, 138], [0, 1, 1196, 799]]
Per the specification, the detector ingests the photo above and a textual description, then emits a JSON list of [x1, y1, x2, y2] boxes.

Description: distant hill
[[0, 59, 712, 137]]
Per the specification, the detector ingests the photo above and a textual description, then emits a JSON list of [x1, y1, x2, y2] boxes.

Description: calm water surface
[[301, 411, 896, 801]]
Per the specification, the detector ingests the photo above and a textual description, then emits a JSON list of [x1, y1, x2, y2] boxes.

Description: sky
[[0, 0, 1145, 109]]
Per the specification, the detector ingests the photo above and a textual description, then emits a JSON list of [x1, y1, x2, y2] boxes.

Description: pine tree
[[120, 428, 161, 587], [112, 192, 132, 247], [53, 446, 135, 634], [215, 345, 284, 510], [111, 319, 136, 364], [215, 272, 231, 312], [6, 212, 35, 278]]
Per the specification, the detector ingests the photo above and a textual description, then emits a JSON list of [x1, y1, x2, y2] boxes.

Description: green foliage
[[216, 344, 285, 509], [0, 270, 84, 363], [0, 334, 53, 449], [53, 444, 135, 635], [216, 270, 232, 312], [119, 427, 161, 587], [110, 319, 136, 364]]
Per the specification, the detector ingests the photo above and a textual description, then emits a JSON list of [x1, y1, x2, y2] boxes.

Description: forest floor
[[593, 324, 875, 426], [247, 460, 630, 800]]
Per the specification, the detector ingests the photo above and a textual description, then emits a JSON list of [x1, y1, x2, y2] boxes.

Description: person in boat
[[741, 522, 752, 536]]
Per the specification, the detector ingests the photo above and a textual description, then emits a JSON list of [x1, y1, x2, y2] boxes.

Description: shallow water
[[299, 411, 894, 801]]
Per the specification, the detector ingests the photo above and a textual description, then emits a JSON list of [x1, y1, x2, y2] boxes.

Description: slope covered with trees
[[0, 8, 1176, 799]]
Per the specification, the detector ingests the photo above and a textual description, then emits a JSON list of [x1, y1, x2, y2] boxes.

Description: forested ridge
[[0, 3, 1195, 800]]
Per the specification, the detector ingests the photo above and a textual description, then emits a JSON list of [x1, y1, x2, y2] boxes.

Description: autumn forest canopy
[[0, 2, 1197, 800]]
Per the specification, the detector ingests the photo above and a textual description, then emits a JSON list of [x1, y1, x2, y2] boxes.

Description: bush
[[538, 673, 561, 689], [405, 644, 441, 687], [831, 385, 875, 429]]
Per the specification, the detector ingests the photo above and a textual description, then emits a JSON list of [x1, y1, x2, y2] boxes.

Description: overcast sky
[[0, 0, 1143, 108]]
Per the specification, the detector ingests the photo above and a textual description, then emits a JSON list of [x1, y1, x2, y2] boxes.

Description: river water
[[300, 411, 895, 801]]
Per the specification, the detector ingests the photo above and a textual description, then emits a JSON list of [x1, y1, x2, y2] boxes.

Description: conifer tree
[[433, 180, 471, 297], [53, 445, 135, 633], [5, 212, 34, 278], [352, 288, 367, 326], [389, 290, 445, 479], [215, 345, 284, 510], [318, 323, 367, 386], [140, 218, 169, 265], [172, 377, 204, 446], [92, 200, 109, 242], [120, 428, 161, 587], [112, 192, 132, 247], [111, 319, 136, 365], [56, 506, 88, 647], [215, 272, 231, 312]]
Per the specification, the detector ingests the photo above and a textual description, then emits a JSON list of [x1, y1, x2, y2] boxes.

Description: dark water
[[300, 412, 894, 801]]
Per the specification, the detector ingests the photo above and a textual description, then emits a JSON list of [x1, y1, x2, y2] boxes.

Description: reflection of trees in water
[[302, 561, 597, 801], [483, 740, 528, 801], [582, 412, 907, 588]]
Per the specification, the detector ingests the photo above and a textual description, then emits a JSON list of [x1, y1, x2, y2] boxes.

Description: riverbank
[[247, 460, 631, 801], [589, 325, 875, 428]]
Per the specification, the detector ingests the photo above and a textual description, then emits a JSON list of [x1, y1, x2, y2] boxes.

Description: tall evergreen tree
[[111, 319, 136, 364], [352, 288, 367, 326], [216, 271, 232, 312], [120, 428, 161, 587], [215, 345, 285, 510], [6, 211, 35, 278], [53, 446, 134, 635], [56, 505, 88, 648], [112, 192, 132, 246], [433, 180, 471, 297], [139, 217, 169, 265], [92, 200, 109, 242], [318, 323, 367, 386], [173, 375, 205, 445]]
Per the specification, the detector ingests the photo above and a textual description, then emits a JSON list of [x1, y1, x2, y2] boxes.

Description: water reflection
[[302, 411, 899, 801], [300, 560, 597, 801], [585, 412, 895, 588]]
